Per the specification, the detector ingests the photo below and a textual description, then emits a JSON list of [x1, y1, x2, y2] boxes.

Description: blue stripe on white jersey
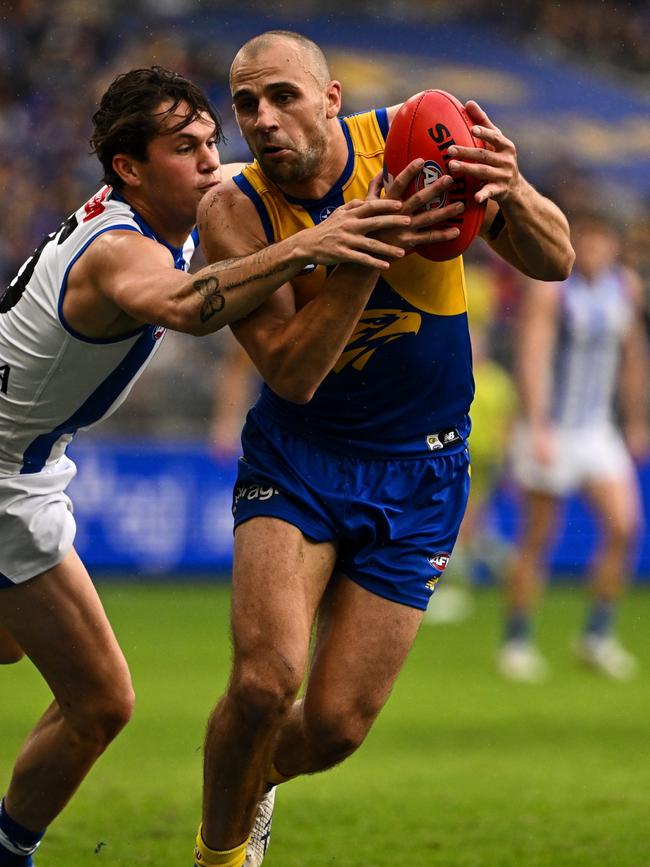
[[20, 326, 161, 474], [551, 266, 632, 427], [0, 185, 196, 476]]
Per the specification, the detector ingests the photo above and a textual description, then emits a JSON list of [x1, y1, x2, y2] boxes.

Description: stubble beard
[[255, 129, 328, 188]]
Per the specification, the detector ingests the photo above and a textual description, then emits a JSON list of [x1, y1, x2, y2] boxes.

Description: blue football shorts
[[232, 413, 471, 610]]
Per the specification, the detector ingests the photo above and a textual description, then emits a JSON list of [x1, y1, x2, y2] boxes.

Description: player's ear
[[325, 80, 342, 119], [112, 154, 142, 188]]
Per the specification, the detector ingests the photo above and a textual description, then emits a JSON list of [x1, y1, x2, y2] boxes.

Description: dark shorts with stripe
[[232, 413, 471, 610]]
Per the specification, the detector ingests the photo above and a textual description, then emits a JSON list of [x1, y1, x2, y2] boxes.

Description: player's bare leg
[[499, 490, 559, 681], [0, 623, 24, 664], [505, 490, 559, 613], [577, 474, 641, 678], [584, 474, 641, 601], [0, 547, 134, 832], [200, 518, 337, 854], [271, 573, 423, 778]]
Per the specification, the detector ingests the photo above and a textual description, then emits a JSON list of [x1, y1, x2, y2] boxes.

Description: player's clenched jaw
[[230, 35, 340, 190]]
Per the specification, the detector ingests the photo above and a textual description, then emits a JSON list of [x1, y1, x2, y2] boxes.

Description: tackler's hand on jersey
[[365, 160, 464, 254], [296, 198, 412, 271]]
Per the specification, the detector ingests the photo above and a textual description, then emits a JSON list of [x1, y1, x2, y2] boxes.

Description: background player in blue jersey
[[0, 65, 412, 867], [193, 30, 574, 867], [500, 210, 649, 682]]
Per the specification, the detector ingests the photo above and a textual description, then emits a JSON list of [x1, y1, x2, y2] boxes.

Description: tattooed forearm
[[193, 276, 225, 323], [220, 261, 291, 292], [193, 259, 292, 324]]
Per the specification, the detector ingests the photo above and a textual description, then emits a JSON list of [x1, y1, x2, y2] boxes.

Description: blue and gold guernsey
[[233, 108, 474, 457]]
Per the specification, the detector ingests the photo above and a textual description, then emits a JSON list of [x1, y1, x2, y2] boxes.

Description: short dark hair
[[90, 66, 223, 189]]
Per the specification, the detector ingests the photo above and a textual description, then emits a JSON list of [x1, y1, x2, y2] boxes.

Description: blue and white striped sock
[[584, 600, 614, 640], [504, 609, 531, 644], [0, 800, 45, 867]]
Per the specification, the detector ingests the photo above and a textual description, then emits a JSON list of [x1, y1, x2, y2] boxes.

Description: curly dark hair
[[90, 66, 223, 189]]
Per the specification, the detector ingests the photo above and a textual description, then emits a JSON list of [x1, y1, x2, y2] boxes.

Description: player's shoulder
[[198, 161, 259, 221], [198, 169, 269, 259], [76, 226, 173, 285]]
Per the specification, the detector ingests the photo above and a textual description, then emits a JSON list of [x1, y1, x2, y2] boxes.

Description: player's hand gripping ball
[[384, 89, 487, 261]]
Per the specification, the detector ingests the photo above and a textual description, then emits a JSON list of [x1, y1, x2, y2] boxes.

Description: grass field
[[2, 583, 649, 866]]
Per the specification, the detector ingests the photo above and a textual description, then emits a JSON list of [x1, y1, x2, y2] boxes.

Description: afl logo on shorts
[[427, 552, 451, 572], [153, 326, 166, 340], [416, 161, 447, 211]]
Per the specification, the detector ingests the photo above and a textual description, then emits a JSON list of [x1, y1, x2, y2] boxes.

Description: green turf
[[2, 584, 649, 866]]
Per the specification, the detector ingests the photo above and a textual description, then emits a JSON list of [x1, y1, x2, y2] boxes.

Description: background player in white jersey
[[499, 210, 649, 682], [0, 65, 414, 866]]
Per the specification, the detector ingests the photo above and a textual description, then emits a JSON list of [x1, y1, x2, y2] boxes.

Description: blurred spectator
[[463, 0, 650, 78]]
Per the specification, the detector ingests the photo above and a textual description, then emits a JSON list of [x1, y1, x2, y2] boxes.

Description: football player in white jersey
[[500, 210, 649, 682], [0, 65, 415, 866]]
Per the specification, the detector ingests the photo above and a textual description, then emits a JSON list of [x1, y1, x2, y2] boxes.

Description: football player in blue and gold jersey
[[193, 31, 574, 867]]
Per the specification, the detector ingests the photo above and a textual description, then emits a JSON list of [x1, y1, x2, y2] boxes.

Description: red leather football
[[383, 89, 487, 261]]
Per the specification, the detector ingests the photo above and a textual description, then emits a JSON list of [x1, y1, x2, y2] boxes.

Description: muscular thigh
[[231, 518, 337, 680], [304, 573, 423, 719], [0, 547, 131, 702]]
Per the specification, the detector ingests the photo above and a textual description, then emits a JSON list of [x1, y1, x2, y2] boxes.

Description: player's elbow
[[265, 366, 318, 403], [267, 377, 316, 404], [550, 244, 575, 281], [528, 245, 575, 283], [261, 346, 320, 403], [161, 301, 224, 337]]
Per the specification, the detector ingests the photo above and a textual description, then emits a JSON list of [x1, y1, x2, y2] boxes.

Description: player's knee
[[0, 646, 25, 664], [305, 706, 375, 766], [67, 681, 135, 748], [230, 668, 300, 727], [604, 517, 639, 549], [0, 630, 25, 664]]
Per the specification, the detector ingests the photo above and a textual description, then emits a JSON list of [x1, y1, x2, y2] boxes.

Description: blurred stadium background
[[3, 0, 650, 579], [2, 3, 650, 864]]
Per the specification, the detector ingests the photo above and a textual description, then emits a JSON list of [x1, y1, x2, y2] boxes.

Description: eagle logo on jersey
[[333, 309, 421, 372]]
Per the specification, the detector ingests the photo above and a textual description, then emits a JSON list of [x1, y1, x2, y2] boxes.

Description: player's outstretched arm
[[80, 195, 409, 338], [449, 100, 574, 281]]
